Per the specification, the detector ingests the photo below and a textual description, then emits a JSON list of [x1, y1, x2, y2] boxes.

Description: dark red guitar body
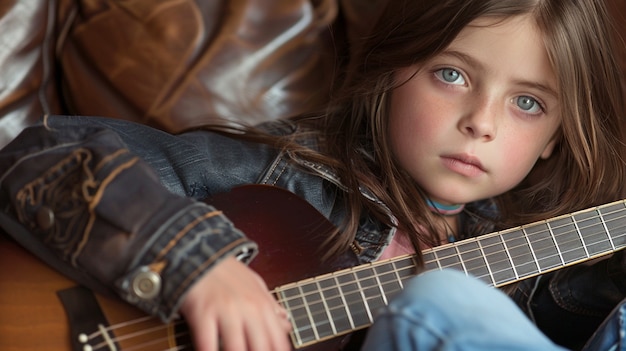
[[208, 185, 361, 350]]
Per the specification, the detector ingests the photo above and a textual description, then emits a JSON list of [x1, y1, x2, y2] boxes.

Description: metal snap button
[[131, 270, 162, 300], [36, 206, 55, 230]]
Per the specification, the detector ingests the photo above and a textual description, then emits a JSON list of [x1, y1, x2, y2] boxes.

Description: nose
[[458, 96, 498, 141]]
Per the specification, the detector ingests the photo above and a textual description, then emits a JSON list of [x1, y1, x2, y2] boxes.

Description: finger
[[265, 314, 293, 351], [274, 305, 293, 332], [244, 305, 291, 351], [190, 317, 220, 351], [267, 302, 293, 350], [218, 314, 247, 351], [257, 279, 292, 332]]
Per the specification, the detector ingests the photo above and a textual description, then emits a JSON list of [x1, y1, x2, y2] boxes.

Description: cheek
[[388, 103, 439, 161], [491, 134, 551, 188], [389, 90, 450, 143]]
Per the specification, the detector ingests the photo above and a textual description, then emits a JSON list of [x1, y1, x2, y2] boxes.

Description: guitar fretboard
[[276, 199, 626, 348]]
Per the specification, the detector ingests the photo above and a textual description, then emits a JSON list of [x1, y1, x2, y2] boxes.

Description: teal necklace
[[426, 198, 465, 216], [426, 198, 464, 243]]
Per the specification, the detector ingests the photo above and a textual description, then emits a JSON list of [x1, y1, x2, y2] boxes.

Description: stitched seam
[[94, 149, 130, 173], [261, 152, 287, 185], [268, 160, 288, 185], [154, 210, 224, 262], [72, 156, 140, 264]]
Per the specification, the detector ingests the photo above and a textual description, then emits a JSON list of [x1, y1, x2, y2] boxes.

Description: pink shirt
[[378, 230, 416, 260]]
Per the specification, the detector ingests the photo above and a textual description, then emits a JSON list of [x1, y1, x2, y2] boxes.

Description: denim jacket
[[0, 115, 400, 322], [0, 115, 624, 349]]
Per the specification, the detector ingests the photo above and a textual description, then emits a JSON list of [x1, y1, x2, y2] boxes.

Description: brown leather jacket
[[0, 0, 390, 147]]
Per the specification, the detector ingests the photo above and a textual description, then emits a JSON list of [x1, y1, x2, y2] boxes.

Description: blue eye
[[516, 96, 542, 114], [435, 68, 466, 85]]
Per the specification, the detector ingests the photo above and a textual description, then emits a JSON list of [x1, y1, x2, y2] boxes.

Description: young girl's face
[[389, 15, 561, 206]]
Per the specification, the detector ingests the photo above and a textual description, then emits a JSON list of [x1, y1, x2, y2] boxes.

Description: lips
[[440, 154, 487, 177]]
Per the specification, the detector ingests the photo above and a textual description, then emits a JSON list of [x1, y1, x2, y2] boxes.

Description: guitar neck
[[279, 199, 626, 349]]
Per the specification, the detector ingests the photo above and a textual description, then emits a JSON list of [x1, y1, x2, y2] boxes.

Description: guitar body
[[0, 185, 357, 351], [0, 236, 76, 351]]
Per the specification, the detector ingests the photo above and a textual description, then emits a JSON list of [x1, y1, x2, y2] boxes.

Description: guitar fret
[[521, 227, 542, 273], [299, 283, 331, 339], [352, 271, 374, 324], [333, 275, 356, 331], [499, 233, 520, 281], [574, 210, 613, 256], [422, 251, 439, 271], [570, 214, 591, 259], [430, 250, 444, 270], [599, 202, 626, 248], [525, 223, 561, 272], [453, 245, 469, 275], [456, 241, 490, 281], [546, 221, 566, 266], [434, 246, 465, 273], [279, 286, 308, 346], [336, 273, 370, 328], [300, 291, 319, 343], [298, 284, 320, 342], [373, 262, 403, 303], [319, 277, 352, 334], [597, 206, 616, 251], [502, 229, 538, 277], [479, 235, 516, 285], [392, 257, 416, 287], [314, 280, 337, 336], [476, 238, 497, 286], [355, 269, 388, 321], [551, 216, 587, 263], [372, 264, 392, 306], [401, 257, 418, 278]]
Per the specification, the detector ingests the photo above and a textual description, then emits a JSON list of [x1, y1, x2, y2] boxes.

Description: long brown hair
[[203, 0, 626, 260], [288, 0, 626, 257]]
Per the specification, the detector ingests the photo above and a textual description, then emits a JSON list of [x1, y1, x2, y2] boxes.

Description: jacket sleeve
[[0, 119, 258, 322], [508, 250, 626, 349]]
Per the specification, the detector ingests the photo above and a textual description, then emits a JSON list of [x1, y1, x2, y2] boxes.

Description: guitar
[[1, 185, 626, 351]]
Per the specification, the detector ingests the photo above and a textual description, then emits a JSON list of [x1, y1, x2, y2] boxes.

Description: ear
[[539, 137, 559, 160]]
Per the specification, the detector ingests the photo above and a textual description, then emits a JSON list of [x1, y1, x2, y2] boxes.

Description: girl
[[0, 0, 625, 350]]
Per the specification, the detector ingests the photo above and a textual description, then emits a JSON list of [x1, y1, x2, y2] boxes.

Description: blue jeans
[[361, 269, 626, 351]]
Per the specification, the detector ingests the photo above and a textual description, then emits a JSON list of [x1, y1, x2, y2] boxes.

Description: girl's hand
[[179, 256, 292, 351]]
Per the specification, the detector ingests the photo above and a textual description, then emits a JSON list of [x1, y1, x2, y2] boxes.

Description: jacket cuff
[[115, 201, 257, 321]]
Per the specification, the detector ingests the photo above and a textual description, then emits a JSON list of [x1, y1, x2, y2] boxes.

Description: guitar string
[[278, 205, 626, 302], [283, 232, 626, 342], [86, 321, 193, 351], [85, 204, 626, 346], [200, 207, 626, 342], [86, 319, 178, 349], [279, 218, 626, 320], [279, 262, 416, 342], [275, 206, 626, 337]]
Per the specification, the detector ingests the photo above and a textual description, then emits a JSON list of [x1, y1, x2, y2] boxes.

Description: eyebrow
[[439, 50, 558, 99]]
